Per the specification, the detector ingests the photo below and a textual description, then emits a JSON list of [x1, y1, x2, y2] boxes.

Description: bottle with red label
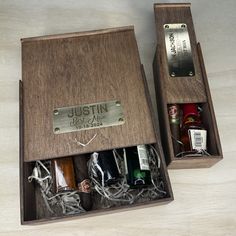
[[180, 103, 207, 152]]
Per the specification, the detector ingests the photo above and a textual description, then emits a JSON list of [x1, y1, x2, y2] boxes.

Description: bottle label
[[168, 104, 180, 124], [188, 129, 207, 151], [137, 145, 150, 171], [78, 179, 91, 193]]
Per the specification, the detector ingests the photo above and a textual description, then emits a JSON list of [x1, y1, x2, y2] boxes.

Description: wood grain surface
[[1, 0, 236, 235], [153, 4, 222, 168], [20, 27, 173, 223], [22, 27, 156, 162], [154, 3, 207, 103]]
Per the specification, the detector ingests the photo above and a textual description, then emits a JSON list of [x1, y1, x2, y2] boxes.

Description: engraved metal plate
[[164, 23, 195, 77], [53, 100, 125, 134]]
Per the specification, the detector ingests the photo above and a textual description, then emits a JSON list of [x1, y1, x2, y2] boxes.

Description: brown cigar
[[73, 155, 93, 211], [51, 157, 76, 193], [168, 104, 181, 156]]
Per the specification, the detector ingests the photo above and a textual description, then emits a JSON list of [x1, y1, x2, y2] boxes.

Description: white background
[[0, 0, 236, 235]]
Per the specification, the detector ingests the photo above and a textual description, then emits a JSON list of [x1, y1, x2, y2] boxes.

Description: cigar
[[168, 104, 181, 155], [73, 155, 93, 211], [51, 157, 76, 193]]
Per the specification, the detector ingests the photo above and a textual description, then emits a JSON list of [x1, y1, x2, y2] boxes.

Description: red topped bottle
[[181, 104, 206, 152]]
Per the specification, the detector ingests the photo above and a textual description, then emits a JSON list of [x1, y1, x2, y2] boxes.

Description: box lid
[[21, 26, 156, 162], [154, 3, 207, 103]]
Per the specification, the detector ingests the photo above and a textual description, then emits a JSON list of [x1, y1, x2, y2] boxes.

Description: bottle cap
[[182, 104, 199, 123]]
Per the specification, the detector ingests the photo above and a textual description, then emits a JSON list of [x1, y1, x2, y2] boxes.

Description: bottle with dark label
[[168, 104, 181, 155], [125, 145, 152, 188], [181, 104, 207, 152], [73, 155, 93, 211], [51, 157, 76, 193], [94, 151, 121, 186]]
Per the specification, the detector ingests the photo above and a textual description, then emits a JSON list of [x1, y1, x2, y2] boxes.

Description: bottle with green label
[[124, 145, 152, 188]]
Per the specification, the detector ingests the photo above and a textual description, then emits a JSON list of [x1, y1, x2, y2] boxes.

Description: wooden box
[[20, 26, 173, 224], [153, 3, 223, 169]]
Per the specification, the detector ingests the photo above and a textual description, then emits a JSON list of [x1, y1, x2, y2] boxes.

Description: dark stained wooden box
[[20, 26, 173, 224], [153, 3, 223, 169]]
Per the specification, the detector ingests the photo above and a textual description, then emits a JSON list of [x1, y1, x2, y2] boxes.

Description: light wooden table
[[0, 1, 235, 235]]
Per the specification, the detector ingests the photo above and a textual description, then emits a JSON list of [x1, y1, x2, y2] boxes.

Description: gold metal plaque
[[164, 23, 195, 77], [53, 100, 125, 134]]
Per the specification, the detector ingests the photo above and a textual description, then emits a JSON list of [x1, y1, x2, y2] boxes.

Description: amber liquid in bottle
[[51, 157, 76, 193]]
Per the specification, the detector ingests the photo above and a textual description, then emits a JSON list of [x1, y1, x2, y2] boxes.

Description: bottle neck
[[183, 114, 201, 128]]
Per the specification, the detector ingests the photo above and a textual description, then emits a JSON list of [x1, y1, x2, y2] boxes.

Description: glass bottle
[[95, 151, 121, 186], [51, 157, 76, 193], [125, 145, 152, 188], [168, 104, 181, 155], [180, 103, 206, 152]]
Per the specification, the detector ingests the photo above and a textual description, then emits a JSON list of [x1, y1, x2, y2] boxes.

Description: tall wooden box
[[20, 26, 173, 224], [153, 3, 223, 169]]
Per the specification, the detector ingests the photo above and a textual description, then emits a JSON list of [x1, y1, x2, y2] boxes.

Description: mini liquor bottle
[[51, 157, 76, 193], [168, 104, 181, 155], [180, 104, 207, 152], [125, 145, 152, 188], [73, 155, 93, 211], [95, 151, 121, 186]]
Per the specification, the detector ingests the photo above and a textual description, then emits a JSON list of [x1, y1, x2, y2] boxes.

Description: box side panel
[[168, 156, 222, 169], [152, 49, 174, 165], [141, 65, 173, 199], [21, 26, 134, 43], [21, 196, 173, 225], [19, 81, 37, 223], [197, 43, 223, 158]]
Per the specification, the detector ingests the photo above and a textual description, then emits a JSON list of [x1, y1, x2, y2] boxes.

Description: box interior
[[21, 143, 172, 223], [167, 102, 221, 160]]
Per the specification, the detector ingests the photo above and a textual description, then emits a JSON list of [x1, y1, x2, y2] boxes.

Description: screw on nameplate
[[54, 127, 60, 133], [54, 109, 59, 115], [164, 23, 195, 77], [53, 100, 125, 134], [116, 101, 121, 106]]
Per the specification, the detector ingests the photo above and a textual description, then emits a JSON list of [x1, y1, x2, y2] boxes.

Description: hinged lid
[[21, 26, 156, 162]]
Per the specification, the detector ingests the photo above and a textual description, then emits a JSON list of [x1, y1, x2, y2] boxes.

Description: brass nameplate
[[53, 100, 125, 134], [164, 23, 195, 77]]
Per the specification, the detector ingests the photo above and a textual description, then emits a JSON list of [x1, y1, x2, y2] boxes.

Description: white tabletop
[[0, 0, 236, 235]]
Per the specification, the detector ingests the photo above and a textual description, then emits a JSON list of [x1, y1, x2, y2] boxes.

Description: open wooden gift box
[[153, 3, 223, 169], [20, 26, 173, 224]]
